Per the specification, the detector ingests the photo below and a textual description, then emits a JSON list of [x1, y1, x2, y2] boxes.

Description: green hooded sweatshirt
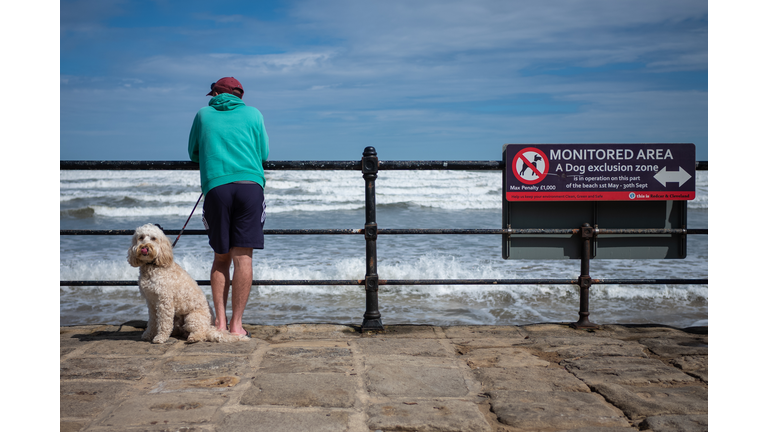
[[188, 93, 269, 195]]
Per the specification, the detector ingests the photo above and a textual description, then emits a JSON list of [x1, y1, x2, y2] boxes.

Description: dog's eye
[[151, 237, 156, 241]]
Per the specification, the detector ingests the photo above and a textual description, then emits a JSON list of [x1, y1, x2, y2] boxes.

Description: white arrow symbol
[[654, 166, 692, 187]]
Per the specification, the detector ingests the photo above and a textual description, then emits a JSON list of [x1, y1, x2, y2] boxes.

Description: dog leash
[[172, 193, 204, 248]]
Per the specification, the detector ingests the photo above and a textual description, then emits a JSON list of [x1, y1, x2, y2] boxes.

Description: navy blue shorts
[[202, 182, 265, 254]]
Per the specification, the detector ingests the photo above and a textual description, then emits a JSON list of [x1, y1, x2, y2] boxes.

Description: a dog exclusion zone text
[[504, 143, 696, 201]]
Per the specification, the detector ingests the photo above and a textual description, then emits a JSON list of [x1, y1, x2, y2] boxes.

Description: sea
[[60, 169, 708, 328]]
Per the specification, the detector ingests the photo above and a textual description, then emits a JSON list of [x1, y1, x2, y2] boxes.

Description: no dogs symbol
[[512, 148, 549, 185]]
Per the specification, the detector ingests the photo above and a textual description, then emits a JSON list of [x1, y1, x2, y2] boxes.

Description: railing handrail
[[60, 278, 709, 286], [59, 160, 709, 171], [60, 228, 708, 236]]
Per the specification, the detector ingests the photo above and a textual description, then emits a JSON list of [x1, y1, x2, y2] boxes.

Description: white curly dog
[[128, 223, 246, 344]]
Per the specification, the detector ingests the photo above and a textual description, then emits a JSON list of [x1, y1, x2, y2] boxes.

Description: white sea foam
[[86, 205, 204, 217], [60, 190, 203, 203], [267, 203, 365, 213]]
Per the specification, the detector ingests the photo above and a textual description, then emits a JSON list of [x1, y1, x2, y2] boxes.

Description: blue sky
[[60, 0, 708, 161]]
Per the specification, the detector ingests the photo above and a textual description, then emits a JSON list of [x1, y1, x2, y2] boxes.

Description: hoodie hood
[[209, 93, 245, 111]]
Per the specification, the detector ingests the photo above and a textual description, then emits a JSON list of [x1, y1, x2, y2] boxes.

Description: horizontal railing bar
[[590, 279, 709, 284], [59, 160, 709, 171], [61, 278, 707, 286], [267, 161, 361, 170], [61, 280, 363, 286], [594, 228, 708, 235], [60, 228, 708, 236], [381, 229, 579, 235], [60, 161, 200, 170], [379, 228, 709, 235], [59, 160, 363, 170], [59, 229, 364, 236], [382, 279, 709, 285], [378, 161, 504, 170]]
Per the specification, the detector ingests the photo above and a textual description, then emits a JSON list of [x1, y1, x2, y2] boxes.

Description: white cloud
[[133, 51, 337, 78]]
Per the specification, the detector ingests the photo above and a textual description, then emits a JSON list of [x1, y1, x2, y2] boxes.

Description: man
[[188, 77, 269, 338]]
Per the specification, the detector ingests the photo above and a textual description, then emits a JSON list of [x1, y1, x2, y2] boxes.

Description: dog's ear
[[154, 233, 175, 267], [127, 232, 141, 267]]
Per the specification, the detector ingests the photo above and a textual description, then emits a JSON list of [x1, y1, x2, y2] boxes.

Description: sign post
[[502, 143, 697, 328], [503, 143, 696, 260]]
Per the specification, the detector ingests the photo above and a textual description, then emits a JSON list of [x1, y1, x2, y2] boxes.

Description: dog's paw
[[151, 335, 169, 344]]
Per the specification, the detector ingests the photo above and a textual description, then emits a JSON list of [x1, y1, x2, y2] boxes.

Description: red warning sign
[[504, 143, 697, 201], [512, 147, 549, 185]]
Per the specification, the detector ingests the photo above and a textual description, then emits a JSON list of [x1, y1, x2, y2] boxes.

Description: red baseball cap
[[207, 77, 244, 96]]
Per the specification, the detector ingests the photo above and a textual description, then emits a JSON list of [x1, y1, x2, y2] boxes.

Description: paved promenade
[[61, 322, 707, 432]]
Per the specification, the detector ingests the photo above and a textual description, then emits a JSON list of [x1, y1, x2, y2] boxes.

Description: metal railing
[[60, 147, 708, 330]]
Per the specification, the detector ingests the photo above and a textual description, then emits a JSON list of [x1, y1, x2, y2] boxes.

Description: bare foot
[[228, 324, 248, 337], [214, 317, 228, 332]]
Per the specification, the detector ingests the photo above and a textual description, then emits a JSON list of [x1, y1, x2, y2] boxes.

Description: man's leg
[[211, 251, 233, 331], [228, 246, 253, 336]]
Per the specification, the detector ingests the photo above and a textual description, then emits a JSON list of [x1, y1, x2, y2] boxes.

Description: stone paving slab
[[449, 337, 529, 350], [80, 339, 181, 357], [60, 381, 133, 418], [461, 347, 550, 369], [60, 357, 159, 381], [363, 325, 443, 338], [639, 414, 708, 432], [443, 325, 527, 340], [60, 421, 91, 432], [671, 355, 709, 383], [356, 337, 453, 357], [99, 392, 229, 428], [671, 355, 708, 372], [562, 356, 697, 386], [59, 323, 708, 432], [589, 383, 708, 420], [181, 339, 262, 355], [364, 360, 469, 398], [599, 324, 704, 339], [366, 399, 492, 432], [241, 373, 357, 408], [259, 346, 354, 373], [260, 324, 361, 342], [526, 336, 649, 359], [474, 366, 592, 392], [148, 376, 242, 394], [216, 410, 351, 432], [160, 355, 249, 379], [86, 426, 215, 432], [639, 337, 708, 357], [558, 428, 636, 432], [487, 390, 631, 430]]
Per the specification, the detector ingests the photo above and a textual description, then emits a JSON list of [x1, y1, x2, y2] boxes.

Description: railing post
[[572, 223, 599, 329], [361, 147, 384, 331]]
